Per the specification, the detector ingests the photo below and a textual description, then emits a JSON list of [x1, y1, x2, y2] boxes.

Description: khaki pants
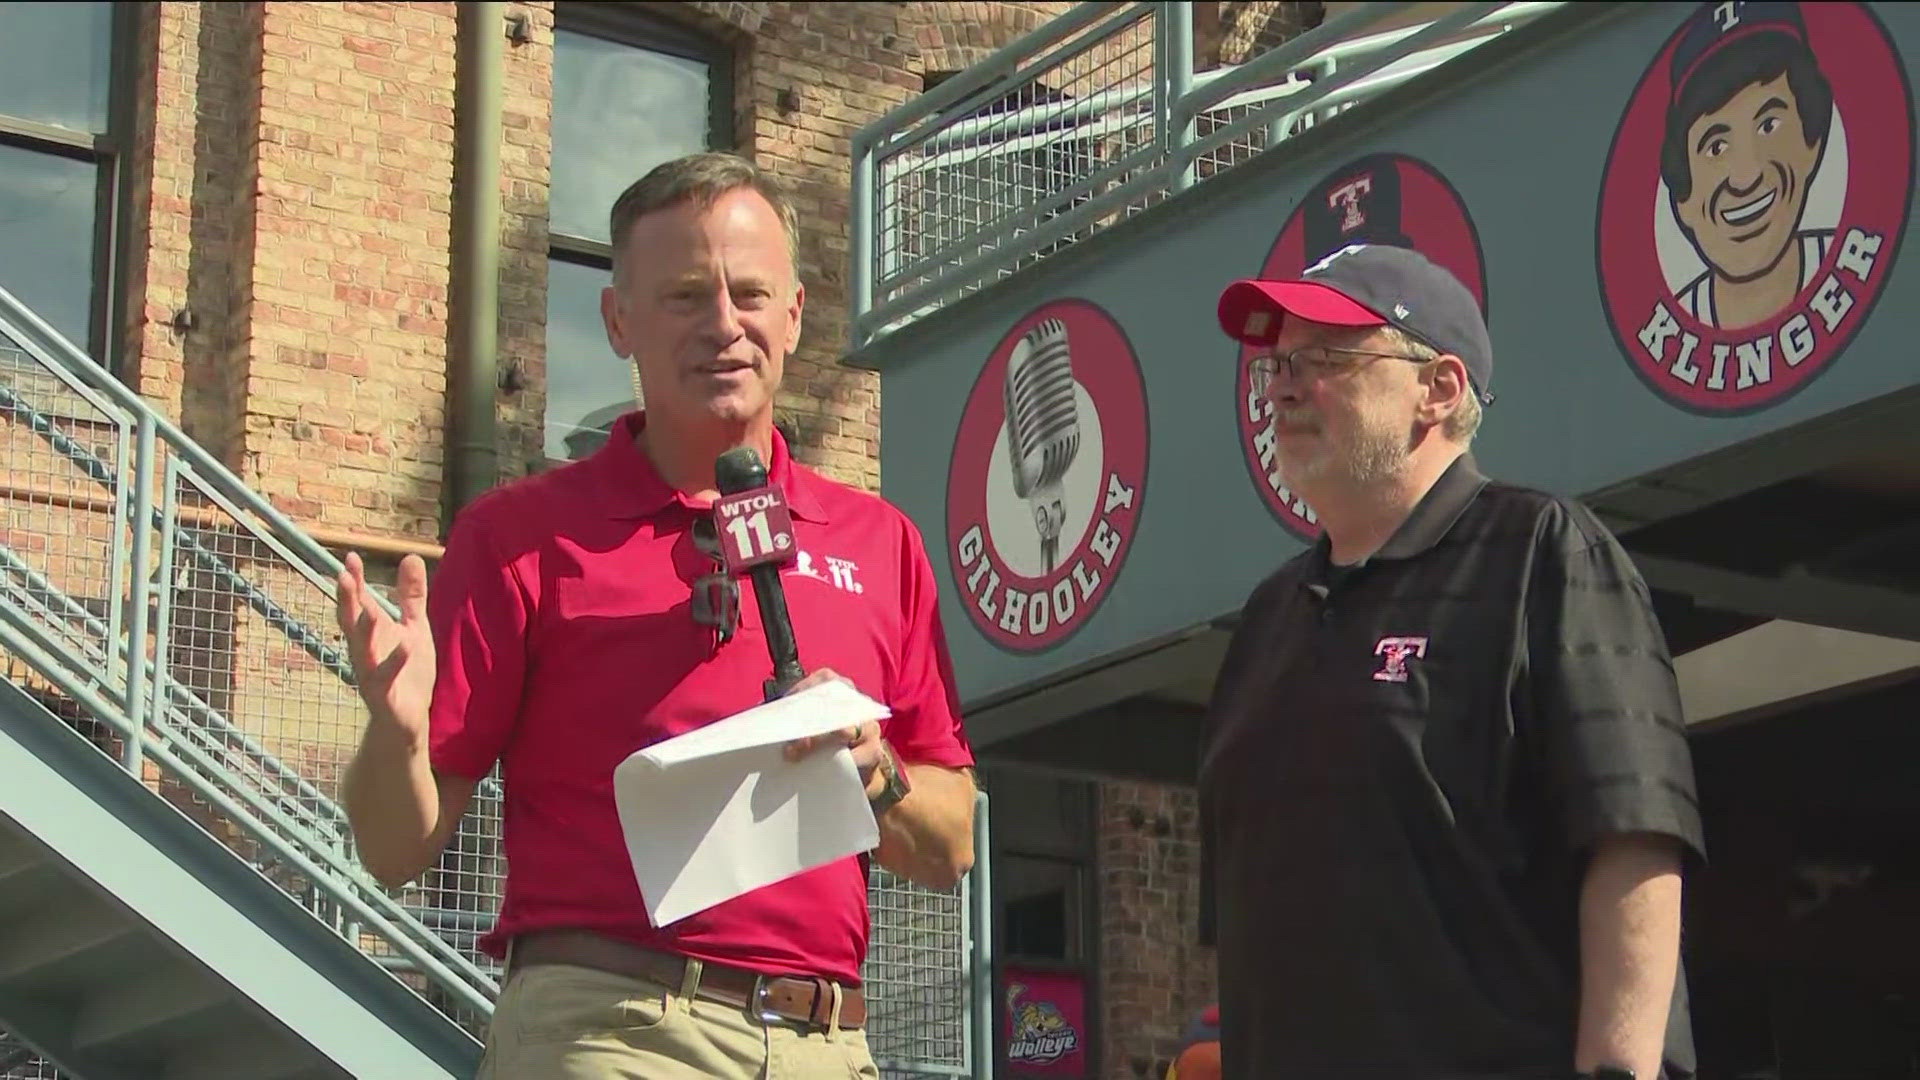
[[476, 961, 881, 1080]]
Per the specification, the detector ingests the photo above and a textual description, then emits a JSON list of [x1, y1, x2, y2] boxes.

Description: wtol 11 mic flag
[[713, 446, 806, 700], [1002, 317, 1081, 573]]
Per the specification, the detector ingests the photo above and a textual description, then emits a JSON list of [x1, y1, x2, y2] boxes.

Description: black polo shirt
[[1199, 453, 1706, 1079]]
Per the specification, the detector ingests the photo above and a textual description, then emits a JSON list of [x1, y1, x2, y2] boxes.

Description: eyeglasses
[[689, 515, 739, 646], [1247, 344, 1433, 393]]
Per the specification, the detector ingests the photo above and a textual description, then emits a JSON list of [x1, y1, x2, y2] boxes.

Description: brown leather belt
[[508, 929, 865, 1031]]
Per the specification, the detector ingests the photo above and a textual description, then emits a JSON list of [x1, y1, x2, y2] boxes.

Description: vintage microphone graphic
[[1002, 317, 1081, 573]]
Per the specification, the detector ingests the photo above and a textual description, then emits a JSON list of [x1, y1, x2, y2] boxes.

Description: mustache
[[1272, 405, 1321, 431]]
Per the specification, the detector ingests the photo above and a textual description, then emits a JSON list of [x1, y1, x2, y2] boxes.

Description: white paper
[[613, 679, 891, 927]]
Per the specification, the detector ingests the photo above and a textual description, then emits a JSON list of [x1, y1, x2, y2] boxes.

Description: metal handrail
[[0, 547, 350, 842], [0, 605, 495, 1018], [0, 284, 503, 1021], [851, 2, 1133, 159], [0, 328, 508, 829], [850, 0, 1570, 348], [1174, 0, 1513, 171]]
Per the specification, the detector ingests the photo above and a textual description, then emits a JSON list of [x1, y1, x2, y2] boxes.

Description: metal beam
[[980, 696, 1207, 786], [1677, 620, 1920, 729], [963, 624, 1231, 745], [1632, 554, 1920, 643], [1589, 385, 1920, 532]]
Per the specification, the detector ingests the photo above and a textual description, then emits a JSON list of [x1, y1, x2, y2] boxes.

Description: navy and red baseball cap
[[1670, 1, 1810, 105], [1216, 243, 1495, 405]]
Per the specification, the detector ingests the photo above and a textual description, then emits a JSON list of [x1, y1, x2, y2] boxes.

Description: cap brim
[[1216, 280, 1387, 346]]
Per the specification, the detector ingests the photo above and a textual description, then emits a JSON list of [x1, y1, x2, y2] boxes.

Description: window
[[545, 7, 732, 461], [984, 766, 1096, 965], [0, 2, 127, 363]]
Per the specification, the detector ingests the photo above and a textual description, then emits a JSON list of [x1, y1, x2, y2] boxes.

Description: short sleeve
[[1524, 506, 1707, 870], [426, 500, 534, 781], [882, 515, 976, 771]]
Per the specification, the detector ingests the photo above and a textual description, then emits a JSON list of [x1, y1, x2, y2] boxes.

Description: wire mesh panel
[[855, 2, 1571, 348], [0, 1030, 65, 1080], [868, 865, 972, 1077], [0, 338, 128, 737], [873, 4, 1161, 329], [0, 295, 499, 1042]]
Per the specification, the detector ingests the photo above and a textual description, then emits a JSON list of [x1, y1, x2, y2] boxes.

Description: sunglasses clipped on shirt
[[689, 514, 740, 646]]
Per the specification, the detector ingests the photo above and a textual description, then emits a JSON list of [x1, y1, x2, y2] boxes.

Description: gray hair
[[607, 152, 801, 284], [1379, 327, 1481, 444]]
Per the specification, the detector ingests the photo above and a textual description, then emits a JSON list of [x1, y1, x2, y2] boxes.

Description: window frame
[[981, 765, 1103, 1080], [0, 1, 134, 370], [542, 4, 734, 465], [548, 4, 734, 262]]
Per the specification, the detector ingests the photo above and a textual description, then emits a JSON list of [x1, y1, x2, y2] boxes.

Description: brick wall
[[1100, 780, 1216, 1079], [126, 1, 263, 469], [245, 2, 457, 539], [1204, 0, 1326, 65], [496, 3, 557, 485]]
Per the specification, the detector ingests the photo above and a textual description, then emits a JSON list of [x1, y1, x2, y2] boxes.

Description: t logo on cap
[[1328, 176, 1374, 233]]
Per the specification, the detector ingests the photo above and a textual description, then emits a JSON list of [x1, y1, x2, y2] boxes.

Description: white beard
[[1274, 404, 1412, 491]]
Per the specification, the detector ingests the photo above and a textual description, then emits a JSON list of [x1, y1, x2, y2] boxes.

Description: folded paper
[[613, 678, 890, 927]]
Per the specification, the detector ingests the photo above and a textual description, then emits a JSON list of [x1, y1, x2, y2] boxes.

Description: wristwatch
[[869, 739, 912, 814]]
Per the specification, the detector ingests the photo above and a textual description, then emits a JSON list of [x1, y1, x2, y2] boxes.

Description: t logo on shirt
[[1372, 636, 1429, 683]]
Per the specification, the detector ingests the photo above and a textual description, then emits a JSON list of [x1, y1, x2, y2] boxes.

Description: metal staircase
[[0, 280, 992, 1078], [0, 283, 496, 1078]]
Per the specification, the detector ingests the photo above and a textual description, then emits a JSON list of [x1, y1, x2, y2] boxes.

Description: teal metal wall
[[860, 1, 1920, 713]]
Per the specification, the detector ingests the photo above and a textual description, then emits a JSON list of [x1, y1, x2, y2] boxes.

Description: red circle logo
[[946, 300, 1149, 653], [1231, 153, 1487, 540], [1596, 1, 1913, 415]]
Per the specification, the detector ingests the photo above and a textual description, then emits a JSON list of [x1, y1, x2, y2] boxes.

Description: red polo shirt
[[424, 411, 975, 985]]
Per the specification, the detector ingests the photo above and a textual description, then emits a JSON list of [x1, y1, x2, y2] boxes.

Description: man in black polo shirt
[[1201, 244, 1705, 1080]]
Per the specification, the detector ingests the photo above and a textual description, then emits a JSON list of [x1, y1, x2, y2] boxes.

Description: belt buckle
[[752, 979, 786, 1026]]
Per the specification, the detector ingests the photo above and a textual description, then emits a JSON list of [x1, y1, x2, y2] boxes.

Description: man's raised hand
[[335, 552, 435, 747]]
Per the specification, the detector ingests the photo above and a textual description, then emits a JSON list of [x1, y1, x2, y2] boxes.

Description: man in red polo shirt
[[334, 151, 979, 1079]]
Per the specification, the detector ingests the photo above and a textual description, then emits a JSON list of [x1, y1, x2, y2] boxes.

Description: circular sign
[[1231, 152, 1488, 540], [1595, 1, 1913, 415], [946, 299, 1148, 653]]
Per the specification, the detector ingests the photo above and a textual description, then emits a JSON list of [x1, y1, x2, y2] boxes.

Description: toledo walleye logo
[[1006, 982, 1081, 1065]]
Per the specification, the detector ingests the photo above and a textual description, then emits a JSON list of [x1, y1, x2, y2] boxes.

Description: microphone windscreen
[[715, 446, 769, 495]]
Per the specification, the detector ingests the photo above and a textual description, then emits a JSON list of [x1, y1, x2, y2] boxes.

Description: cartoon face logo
[[947, 299, 1149, 653], [1596, 1, 1913, 413], [1232, 153, 1488, 541]]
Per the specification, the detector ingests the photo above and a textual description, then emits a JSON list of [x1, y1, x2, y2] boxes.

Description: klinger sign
[[1596, 0, 1913, 414], [1232, 152, 1489, 539], [946, 299, 1149, 653]]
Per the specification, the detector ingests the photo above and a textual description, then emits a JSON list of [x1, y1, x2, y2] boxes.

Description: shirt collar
[[1302, 452, 1488, 578], [587, 410, 830, 524]]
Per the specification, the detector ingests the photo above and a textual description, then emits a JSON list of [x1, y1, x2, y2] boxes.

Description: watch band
[[869, 739, 911, 814]]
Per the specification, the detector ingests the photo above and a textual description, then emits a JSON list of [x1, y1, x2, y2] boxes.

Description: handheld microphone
[[1003, 317, 1081, 572], [713, 446, 806, 700]]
